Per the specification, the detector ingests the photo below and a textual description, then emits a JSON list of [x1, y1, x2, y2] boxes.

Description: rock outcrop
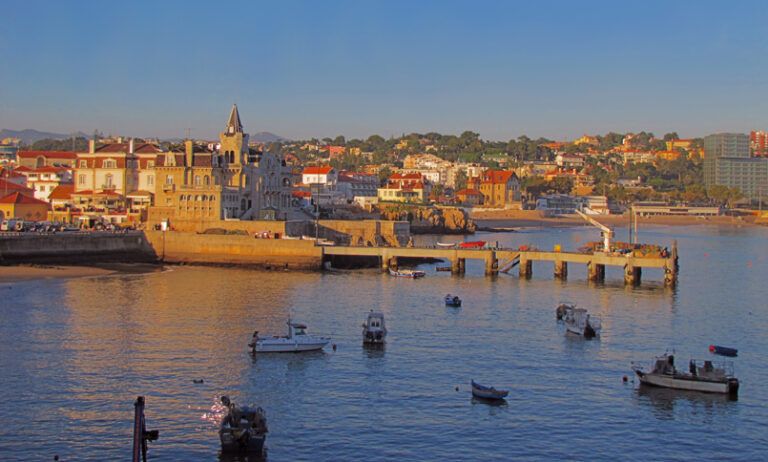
[[377, 205, 475, 234]]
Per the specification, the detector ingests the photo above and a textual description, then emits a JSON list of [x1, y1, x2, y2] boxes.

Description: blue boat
[[471, 380, 508, 400], [445, 294, 462, 307], [709, 345, 738, 357]]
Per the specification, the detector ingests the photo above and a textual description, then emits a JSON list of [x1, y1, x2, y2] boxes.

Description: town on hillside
[[2, 105, 768, 231]]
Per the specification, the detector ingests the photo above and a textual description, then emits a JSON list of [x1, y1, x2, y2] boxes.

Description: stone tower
[[219, 104, 250, 166]]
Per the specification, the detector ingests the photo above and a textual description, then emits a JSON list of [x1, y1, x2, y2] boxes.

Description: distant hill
[[0, 128, 88, 144], [251, 131, 287, 143]]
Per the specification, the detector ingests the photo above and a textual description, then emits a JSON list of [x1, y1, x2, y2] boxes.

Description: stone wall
[[0, 232, 157, 264], [144, 230, 322, 270], [315, 219, 410, 247]]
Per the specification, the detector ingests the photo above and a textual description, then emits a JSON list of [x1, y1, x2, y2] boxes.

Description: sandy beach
[[471, 209, 758, 228], [0, 263, 163, 283]]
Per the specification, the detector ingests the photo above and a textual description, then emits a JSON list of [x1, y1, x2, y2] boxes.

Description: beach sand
[[0, 265, 117, 282]]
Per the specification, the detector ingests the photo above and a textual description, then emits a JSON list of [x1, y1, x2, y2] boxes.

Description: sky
[[2, 0, 768, 141]]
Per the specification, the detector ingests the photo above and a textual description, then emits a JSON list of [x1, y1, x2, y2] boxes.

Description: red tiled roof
[[303, 166, 334, 175], [31, 166, 69, 174], [390, 173, 422, 180], [95, 142, 162, 153], [17, 150, 77, 159], [482, 170, 517, 185], [0, 178, 34, 194], [0, 192, 50, 205], [292, 190, 312, 198], [456, 188, 482, 196], [10, 166, 32, 172], [49, 184, 74, 200]]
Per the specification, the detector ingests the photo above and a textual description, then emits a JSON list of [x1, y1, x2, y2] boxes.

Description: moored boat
[[249, 319, 330, 353], [471, 380, 509, 400], [458, 240, 486, 249], [445, 294, 462, 307], [436, 242, 457, 248], [709, 344, 738, 357], [362, 310, 387, 344], [632, 353, 739, 398], [563, 307, 601, 338], [556, 302, 575, 320], [219, 396, 268, 454], [388, 268, 426, 278]]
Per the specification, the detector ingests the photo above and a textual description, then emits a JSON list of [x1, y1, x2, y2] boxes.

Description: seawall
[[144, 231, 323, 270], [0, 232, 157, 264]]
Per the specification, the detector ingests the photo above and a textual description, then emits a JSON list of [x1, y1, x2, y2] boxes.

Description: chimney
[[88, 139, 95, 154], [129, 138, 135, 154], [185, 140, 194, 167]]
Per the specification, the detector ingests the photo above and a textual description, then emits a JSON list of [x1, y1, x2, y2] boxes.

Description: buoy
[[193, 379, 204, 384], [622, 375, 628, 383], [455, 386, 459, 391], [709, 344, 715, 353], [332, 344, 337, 351]]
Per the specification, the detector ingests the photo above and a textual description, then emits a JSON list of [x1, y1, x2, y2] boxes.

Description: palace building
[[149, 105, 292, 227]]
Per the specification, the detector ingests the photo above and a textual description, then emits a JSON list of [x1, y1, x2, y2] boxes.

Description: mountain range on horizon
[[1, 128, 288, 145]]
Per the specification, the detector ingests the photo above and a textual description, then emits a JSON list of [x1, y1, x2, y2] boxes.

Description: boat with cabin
[[471, 380, 509, 400], [249, 319, 330, 353], [362, 311, 387, 344], [563, 307, 601, 338], [556, 302, 575, 320], [219, 396, 268, 454], [445, 294, 462, 307], [388, 268, 426, 278], [632, 353, 739, 398]]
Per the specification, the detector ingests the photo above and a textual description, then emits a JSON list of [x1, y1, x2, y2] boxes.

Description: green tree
[[454, 170, 468, 190]]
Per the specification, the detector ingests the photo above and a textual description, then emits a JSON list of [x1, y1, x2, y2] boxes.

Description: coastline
[[470, 209, 757, 229]]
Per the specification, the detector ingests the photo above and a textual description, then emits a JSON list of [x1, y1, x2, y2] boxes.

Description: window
[[204, 175, 210, 186], [166, 175, 173, 185], [147, 161, 154, 168], [105, 174, 114, 187], [78, 174, 86, 185], [79, 160, 87, 168], [194, 175, 201, 186], [147, 175, 154, 186], [103, 159, 117, 168]]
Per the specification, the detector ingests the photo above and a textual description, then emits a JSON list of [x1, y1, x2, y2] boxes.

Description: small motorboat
[[219, 396, 268, 454], [388, 268, 426, 278], [556, 303, 575, 320], [471, 380, 509, 400], [458, 241, 486, 249], [563, 307, 601, 338], [436, 242, 457, 248], [709, 345, 738, 357], [362, 310, 387, 344], [632, 354, 739, 398], [249, 319, 330, 353], [445, 294, 462, 307]]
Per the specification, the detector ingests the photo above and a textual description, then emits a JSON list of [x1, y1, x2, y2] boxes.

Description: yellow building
[[574, 135, 599, 146], [479, 170, 521, 208], [149, 105, 293, 226], [0, 192, 50, 222], [665, 139, 693, 151]]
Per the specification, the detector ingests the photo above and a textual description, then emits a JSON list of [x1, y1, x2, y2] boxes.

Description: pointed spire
[[226, 104, 243, 134]]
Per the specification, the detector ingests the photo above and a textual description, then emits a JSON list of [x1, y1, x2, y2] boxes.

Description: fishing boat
[[471, 380, 509, 400], [563, 307, 601, 338], [249, 319, 330, 353], [436, 242, 457, 248], [388, 268, 426, 278], [445, 294, 462, 307], [632, 353, 739, 397], [362, 311, 387, 344], [458, 240, 486, 249], [219, 396, 268, 454]]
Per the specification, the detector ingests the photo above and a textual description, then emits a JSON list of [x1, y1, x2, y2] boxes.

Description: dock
[[323, 241, 678, 286]]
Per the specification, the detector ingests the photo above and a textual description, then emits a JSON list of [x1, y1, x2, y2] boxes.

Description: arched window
[[36, 156, 45, 168], [204, 175, 210, 186], [194, 175, 201, 186], [105, 174, 113, 188], [166, 175, 173, 185]]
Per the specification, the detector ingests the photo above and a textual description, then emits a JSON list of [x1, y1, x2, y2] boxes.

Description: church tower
[[219, 104, 250, 165]]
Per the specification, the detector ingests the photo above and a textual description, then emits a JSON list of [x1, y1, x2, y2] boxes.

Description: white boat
[[388, 268, 426, 278], [219, 396, 268, 454], [362, 311, 387, 344], [249, 319, 330, 353], [563, 307, 601, 338], [436, 242, 456, 248], [633, 354, 739, 397]]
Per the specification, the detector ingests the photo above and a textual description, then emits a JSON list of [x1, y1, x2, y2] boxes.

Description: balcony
[[162, 183, 175, 192]]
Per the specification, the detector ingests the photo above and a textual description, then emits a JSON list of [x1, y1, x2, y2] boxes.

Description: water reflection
[[635, 385, 737, 421]]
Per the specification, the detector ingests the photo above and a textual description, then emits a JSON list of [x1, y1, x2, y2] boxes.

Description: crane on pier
[[575, 209, 612, 252]]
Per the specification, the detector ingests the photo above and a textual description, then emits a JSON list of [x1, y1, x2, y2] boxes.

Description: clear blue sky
[[2, 0, 767, 141]]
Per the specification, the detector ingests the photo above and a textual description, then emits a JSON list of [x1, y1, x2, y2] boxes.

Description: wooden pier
[[323, 242, 678, 286]]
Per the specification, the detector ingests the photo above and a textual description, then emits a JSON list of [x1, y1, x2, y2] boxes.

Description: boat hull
[[254, 340, 329, 353], [363, 330, 386, 344], [220, 432, 266, 454], [636, 371, 739, 396]]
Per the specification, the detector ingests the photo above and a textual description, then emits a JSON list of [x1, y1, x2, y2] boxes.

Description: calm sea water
[[1, 224, 767, 461]]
